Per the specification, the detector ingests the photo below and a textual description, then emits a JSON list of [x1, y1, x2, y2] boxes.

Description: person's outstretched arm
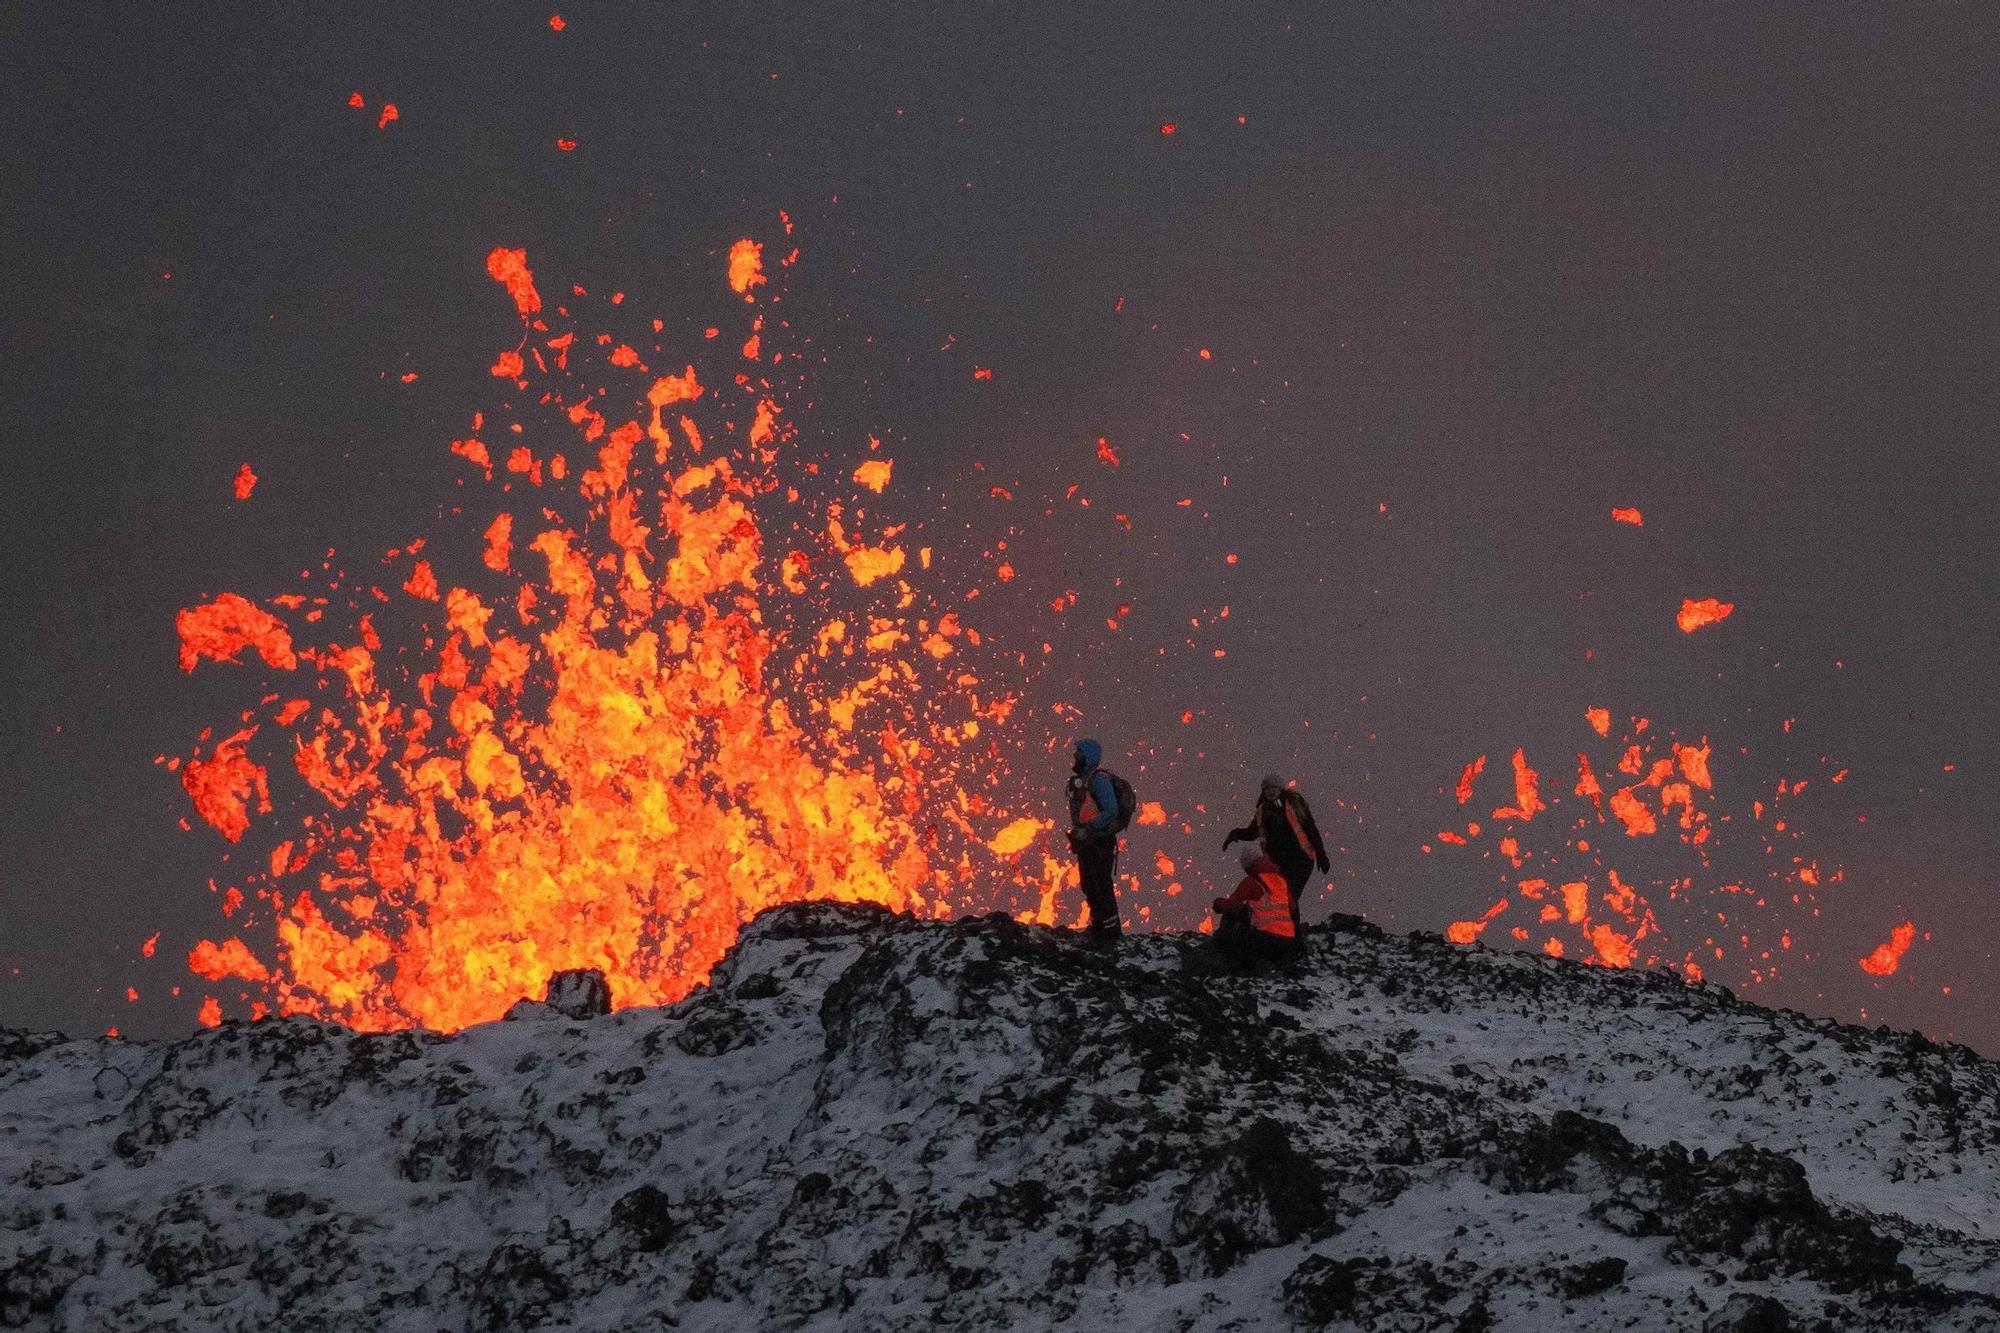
[[1212, 873, 1265, 914]]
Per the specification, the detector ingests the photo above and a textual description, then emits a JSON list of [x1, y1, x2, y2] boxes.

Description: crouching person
[[1208, 844, 1298, 968]]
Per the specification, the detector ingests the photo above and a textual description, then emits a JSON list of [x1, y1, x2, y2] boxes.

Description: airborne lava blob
[[172, 235, 1059, 1032], [1438, 707, 1842, 985]]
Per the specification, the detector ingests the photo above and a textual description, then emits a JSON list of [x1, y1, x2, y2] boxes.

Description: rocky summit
[[4, 904, 1999, 1331]]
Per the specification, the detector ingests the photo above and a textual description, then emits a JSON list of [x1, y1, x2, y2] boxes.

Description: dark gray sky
[[4, 4, 1997, 1046]]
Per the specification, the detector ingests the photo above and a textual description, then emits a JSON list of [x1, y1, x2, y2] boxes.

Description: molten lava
[[1442, 704, 1840, 984], [173, 236, 1050, 1031], [1860, 921, 1917, 977], [1676, 597, 1735, 633]]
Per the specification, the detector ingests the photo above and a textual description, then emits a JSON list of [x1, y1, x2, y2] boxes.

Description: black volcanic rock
[[3, 903, 2000, 1330], [1172, 1116, 1333, 1274], [1705, 1292, 1793, 1332]]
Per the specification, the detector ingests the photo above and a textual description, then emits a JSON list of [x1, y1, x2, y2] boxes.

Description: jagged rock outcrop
[[3, 902, 1999, 1330], [502, 968, 613, 1023]]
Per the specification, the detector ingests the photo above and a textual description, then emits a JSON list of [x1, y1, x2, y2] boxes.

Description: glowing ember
[[180, 729, 269, 844], [1455, 755, 1485, 804], [233, 463, 257, 500], [1446, 897, 1509, 945], [172, 236, 1042, 1031], [852, 459, 893, 493], [1490, 748, 1544, 822], [1859, 921, 1917, 976], [177, 593, 297, 672], [188, 937, 270, 983], [1610, 507, 1643, 526], [727, 239, 765, 298], [1434, 700, 1835, 983], [485, 247, 541, 316], [1676, 597, 1735, 633], [987, 818, 1044, 857]]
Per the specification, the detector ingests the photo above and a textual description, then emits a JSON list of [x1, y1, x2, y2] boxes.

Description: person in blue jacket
[[1065, 738, 1122, 944]]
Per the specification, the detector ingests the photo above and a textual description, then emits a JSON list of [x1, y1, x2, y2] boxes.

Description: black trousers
[[1214, 911, 1293, 966], [1076, 839, 1120, 937], [1276, 855, 1313, 935]]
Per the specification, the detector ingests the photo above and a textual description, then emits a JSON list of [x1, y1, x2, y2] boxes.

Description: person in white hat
[[1222, 773, 1329, 936]]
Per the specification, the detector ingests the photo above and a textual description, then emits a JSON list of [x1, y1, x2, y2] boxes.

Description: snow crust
[[3, 903, 1997, 1330]]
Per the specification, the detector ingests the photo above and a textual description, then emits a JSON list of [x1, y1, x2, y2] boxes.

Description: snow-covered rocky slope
[[5, 904, 2000, 1332]]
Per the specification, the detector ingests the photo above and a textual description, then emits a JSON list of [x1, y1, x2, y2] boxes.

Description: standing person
[[1065, 738, 1123, 945], [1222, 773, 1330, 934]]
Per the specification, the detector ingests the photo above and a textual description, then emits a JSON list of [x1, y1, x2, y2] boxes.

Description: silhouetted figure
[[1222, 773, 1329, 933], [1065, 738, 1123, 944], [1201, 844, 1297, 970]]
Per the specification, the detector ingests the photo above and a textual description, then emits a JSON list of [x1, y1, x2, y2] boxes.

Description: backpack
[[1101, 769, 1137, 833]]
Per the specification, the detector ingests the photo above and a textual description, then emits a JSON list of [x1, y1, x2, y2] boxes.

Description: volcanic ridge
[[4, 904, 1999, 1331]]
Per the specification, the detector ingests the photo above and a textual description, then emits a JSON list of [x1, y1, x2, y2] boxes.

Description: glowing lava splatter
[[1676, 597, 1735, 633], [172, 233, 1052, 1031], [1438, 705, 1843, 985], [1860, 921, 1917, 977]]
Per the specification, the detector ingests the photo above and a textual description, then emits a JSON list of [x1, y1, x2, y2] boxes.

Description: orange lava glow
[[1435, 702, 1835, 984], [188, 937, 270, 983], [485, 247, 541, 316], [172, 236, 1049, 1031], [1446, 897, 1509, 945], [1610, 507, 1643, 526], [1490, 748, 1544, 822], [1676, 597, 1735, 633], [1455, 755, 1485, 804], [1859, 921, 1916, 976], [987, 818, 1044, 857], [180, 729, 270, 844], [852, 458, 893, 493], [233, 463, 257, 500], [726, 239, 765, 298], [177, 594, 298, 672]]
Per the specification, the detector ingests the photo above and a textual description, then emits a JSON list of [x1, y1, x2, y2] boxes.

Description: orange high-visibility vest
[[1282, 796, 1315, 863], [1249, 869, 1295, 938], [1251, 792, 1317, 864]]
